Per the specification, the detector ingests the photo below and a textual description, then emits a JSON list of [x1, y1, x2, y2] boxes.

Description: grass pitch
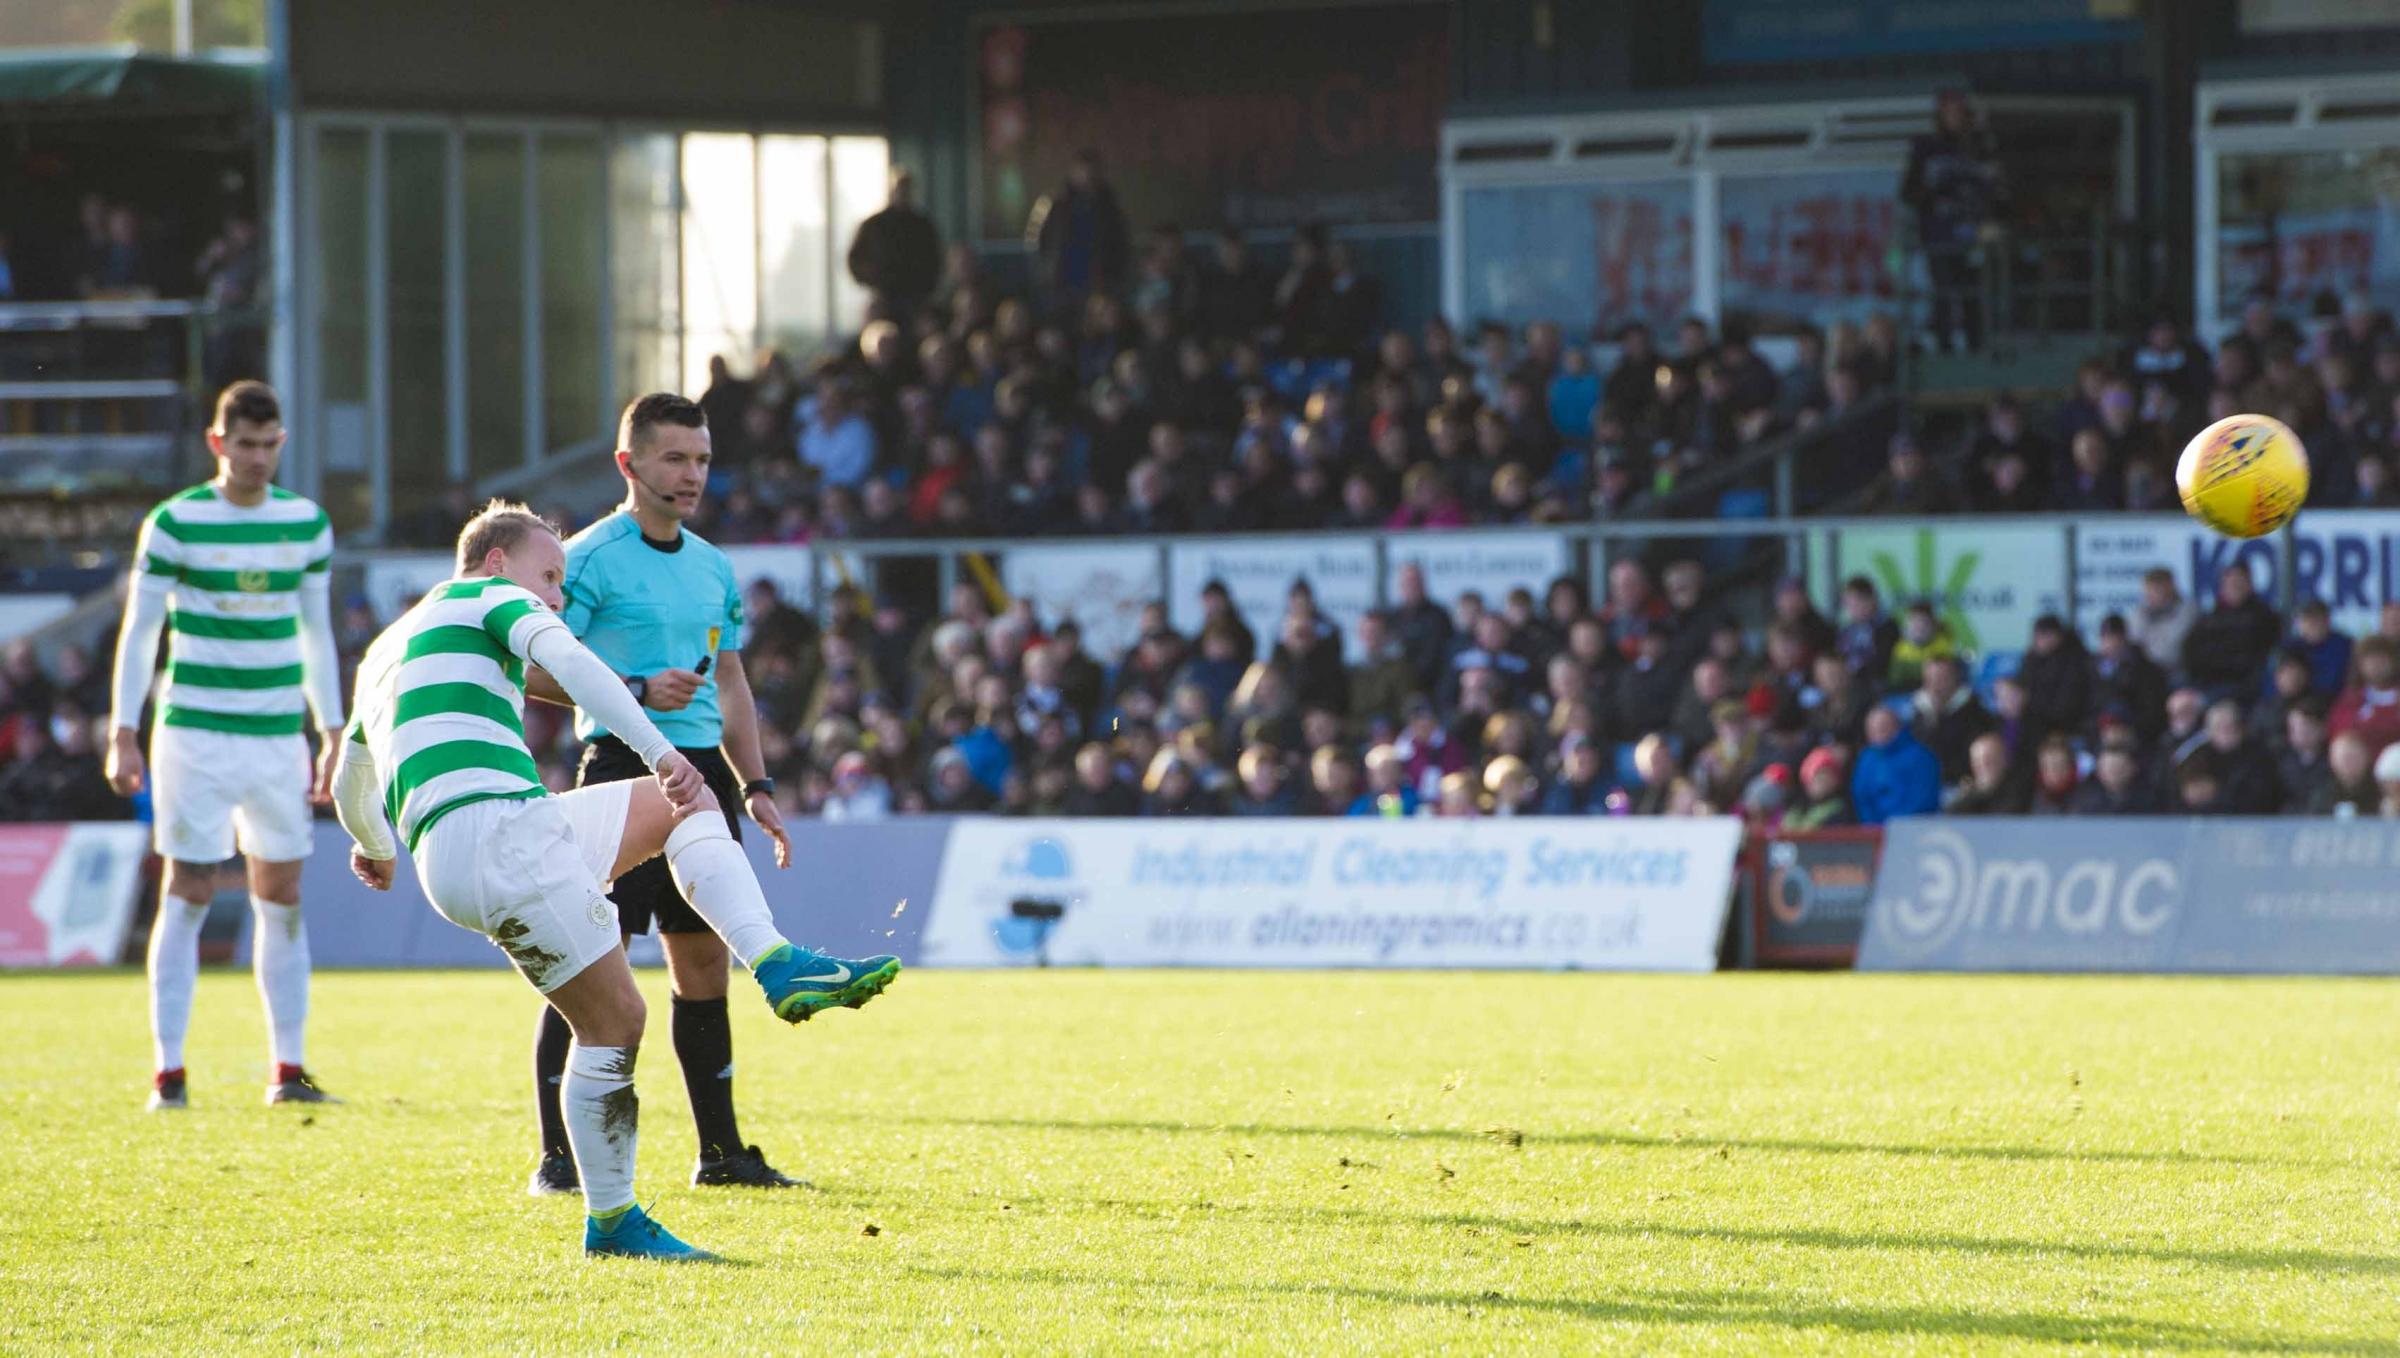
[[2, 967, 2396, 1355]]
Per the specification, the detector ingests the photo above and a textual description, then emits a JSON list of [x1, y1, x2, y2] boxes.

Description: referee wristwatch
[[742, 778, 776, 799], [625, 674, 648, 704]]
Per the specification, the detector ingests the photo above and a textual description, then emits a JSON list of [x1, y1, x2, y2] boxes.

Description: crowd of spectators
[[520, 146, 2400, 557], [0, 638, 121, 823], [414, 148, 1916, 556], [1888, 296, 2400, 518], [0, 191, 259, 307], [416, 551, 2400, 829]]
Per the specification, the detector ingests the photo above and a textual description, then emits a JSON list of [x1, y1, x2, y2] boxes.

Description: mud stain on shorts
[[491, 916, 565, 989]]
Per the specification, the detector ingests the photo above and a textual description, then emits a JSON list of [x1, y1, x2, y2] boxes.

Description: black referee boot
[[693, 1144, 810, 1189]]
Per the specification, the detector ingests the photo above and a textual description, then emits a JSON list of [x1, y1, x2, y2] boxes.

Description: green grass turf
[[2, 968, 2396, 1354]]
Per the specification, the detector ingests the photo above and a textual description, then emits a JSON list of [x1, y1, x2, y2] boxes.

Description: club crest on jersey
[[237, 568, 270, 592]]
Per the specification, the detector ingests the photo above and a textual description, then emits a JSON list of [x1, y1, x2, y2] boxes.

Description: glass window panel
[[385, 130, 448, 526], [1459, 177, 1694, 337], [1717, 169, 1898, 338], [611, 133, 680, 409], [680, 132, 759, 396], [311, 127, 370, 532], [759, 134, 830, 359], [464, 133, 527, 480], [2217, 147, 2400, 321], [829, 136, 891, 335], [540, 134, 606, 448]]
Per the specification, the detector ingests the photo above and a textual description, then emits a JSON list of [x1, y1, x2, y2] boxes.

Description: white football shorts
[[150, 726, 314, 864], [412, 781, 634, 993]]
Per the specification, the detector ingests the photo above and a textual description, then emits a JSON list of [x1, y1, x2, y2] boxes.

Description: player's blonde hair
[[455, 500, 560, 574]]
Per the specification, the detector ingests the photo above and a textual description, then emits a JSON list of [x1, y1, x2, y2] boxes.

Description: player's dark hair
[[618, 392, 706, 453], [213, 380, 281, 431], [455, 499, 560, 574]]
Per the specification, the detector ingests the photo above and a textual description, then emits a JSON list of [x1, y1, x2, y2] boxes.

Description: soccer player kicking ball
[[333, 502, 898, 1261], [108, 381, 346, 1111], [525, 392, 801, 1195]]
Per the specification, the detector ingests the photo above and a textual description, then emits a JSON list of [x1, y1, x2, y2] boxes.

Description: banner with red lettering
[[975, 4, 1448, 240], [1719, 169, 1901, 333], [2218, 200, 2400, 314], [1458, 178, 1696, 335]]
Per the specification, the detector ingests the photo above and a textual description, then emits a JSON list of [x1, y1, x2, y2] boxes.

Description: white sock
[[563, 1043, 639, 1216], [665, 816, 789, 969], [250, 896, 310, 1070], [147, 894, 210, 1072]]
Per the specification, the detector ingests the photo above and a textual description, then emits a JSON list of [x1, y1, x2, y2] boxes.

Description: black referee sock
[[672, 994, 743, 1162], [534, 1004, 574, 1159]]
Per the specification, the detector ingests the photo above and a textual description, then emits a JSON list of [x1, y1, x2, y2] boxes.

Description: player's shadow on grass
[[868, 1187, 2400, 1284], [894, 1263, 2389, 1354], [865, 1112, 2359, 1173]]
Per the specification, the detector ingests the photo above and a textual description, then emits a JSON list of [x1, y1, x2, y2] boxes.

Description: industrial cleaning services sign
[[920, 818, 1743, 971]]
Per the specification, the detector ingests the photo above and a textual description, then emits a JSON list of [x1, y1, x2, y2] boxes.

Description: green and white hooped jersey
[[135, 484, 333, 737], [348, 576, 569, 851]]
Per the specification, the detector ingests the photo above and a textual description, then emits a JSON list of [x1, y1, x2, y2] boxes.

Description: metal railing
[[1897, 213, 2139, 396]]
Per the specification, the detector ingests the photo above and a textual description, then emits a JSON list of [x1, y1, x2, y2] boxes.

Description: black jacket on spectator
[[1613, 657, 1681, 739], [2089, 645, 2169, 746], [1274, 639, 1352, 716], [2310, 775, 2378, 816], [1911, 688, 1998, 785], [1390, 600, 1454, 692], [2068, 780, 2158, 815], [2277, 748, 2332, 813], [2180, 597, 2284, 692], [2198, 740, 2284, 815], [2015, 637, 2091, 743], [846, 204, 943, 308], [1065, 781, 1140, 817], [1349, 655, 1419, 730], [1836, 616, 1897, 682], [1196, 261, 1275, 342], [1949, 778, 2030, 816]]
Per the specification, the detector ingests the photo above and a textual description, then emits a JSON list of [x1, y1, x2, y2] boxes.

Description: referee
[[527, 392, 800, 1193]]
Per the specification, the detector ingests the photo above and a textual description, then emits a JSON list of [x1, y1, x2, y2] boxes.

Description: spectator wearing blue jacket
[[2284, 598, 2353, 700], [797, 380, 877, 489], [1540, 733, 1614, 814], [1852, 705, 1941, 824]]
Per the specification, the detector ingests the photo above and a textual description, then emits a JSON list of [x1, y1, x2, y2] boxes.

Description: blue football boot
[[751, 944, 901, 1022], [584, 1204, 719, 1262]]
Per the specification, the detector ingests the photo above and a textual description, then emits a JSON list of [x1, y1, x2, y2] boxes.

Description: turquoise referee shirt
[[559, 512, 746, 749]]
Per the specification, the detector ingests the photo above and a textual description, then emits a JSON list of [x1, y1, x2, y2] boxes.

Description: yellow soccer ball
[[2177, 413, 2309, 539]]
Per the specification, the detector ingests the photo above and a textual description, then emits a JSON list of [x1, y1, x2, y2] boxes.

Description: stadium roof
[[0, 47, 263, 120]]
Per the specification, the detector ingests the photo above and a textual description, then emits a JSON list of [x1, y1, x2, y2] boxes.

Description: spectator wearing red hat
[[1784, 747, 1854, 829]]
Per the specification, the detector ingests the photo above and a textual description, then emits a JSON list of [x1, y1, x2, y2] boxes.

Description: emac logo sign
[[1876, 827, 2178, 960]]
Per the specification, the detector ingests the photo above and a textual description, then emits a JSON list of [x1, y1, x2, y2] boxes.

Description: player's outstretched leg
[[659, 810, 900, 1022]]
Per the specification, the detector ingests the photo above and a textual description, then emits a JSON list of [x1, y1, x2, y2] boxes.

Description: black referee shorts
[[577, 734, 742, 936]]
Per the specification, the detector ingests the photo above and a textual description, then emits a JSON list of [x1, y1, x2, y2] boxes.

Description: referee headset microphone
[[621, 446, 716, 678]]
